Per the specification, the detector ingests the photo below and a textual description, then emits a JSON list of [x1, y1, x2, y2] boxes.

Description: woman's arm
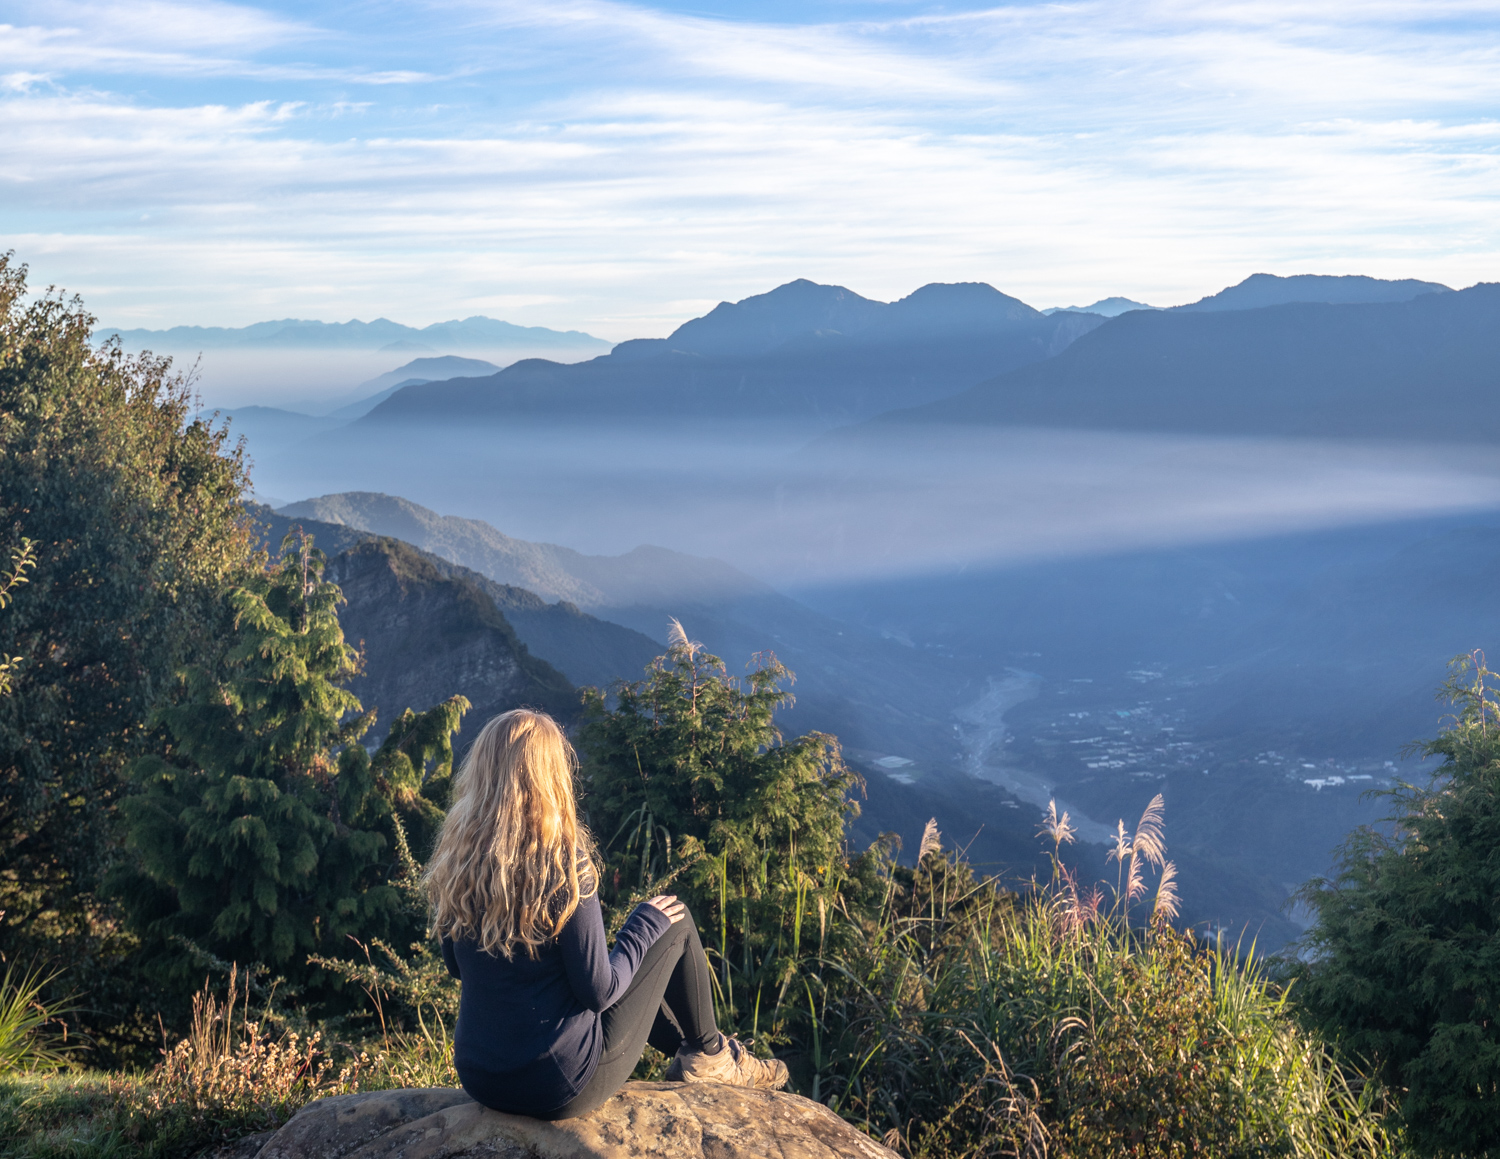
[[560, 893, 672, 1012]]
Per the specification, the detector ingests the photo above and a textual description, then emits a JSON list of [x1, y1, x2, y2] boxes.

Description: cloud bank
[[1, 0, 1497, 335]]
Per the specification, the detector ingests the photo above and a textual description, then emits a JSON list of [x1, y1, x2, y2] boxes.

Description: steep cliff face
[[444, 582, 661, 692], [254, 504, 662, 692], [325, 538, 578, 739]]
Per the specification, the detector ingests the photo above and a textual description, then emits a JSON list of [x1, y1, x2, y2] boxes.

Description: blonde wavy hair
[[424, 709, 596, 959]]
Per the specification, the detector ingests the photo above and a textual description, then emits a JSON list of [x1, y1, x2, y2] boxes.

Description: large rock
[[248, 1082, 898, 1159]]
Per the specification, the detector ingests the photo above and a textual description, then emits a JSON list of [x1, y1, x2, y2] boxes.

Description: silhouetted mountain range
[[222, 267, 1500, 953], [357, 280, 1105, 428], [98, 316, 610, 353], [346, 356, 500, 397], [892, 281, 1500, 439], [279, 491, 769, 609]]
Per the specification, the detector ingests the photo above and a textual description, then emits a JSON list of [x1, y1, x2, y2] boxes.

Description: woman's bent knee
[[656, 906, 695, 938]]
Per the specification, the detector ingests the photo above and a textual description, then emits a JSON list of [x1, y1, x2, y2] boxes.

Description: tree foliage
[[1296, 651, 1500, 1156], [0, 253, 255, 951], [115, 534, 468, 1000], [577, 626, 864, 1030], [0, 539, 35, 699]]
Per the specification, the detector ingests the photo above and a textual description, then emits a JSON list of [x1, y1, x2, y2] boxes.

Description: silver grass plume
[[1081, 883, 1104, 926], [1132, 793, 1167, 870], [918, 817, 942, 861], [1056, 864, 1084, 935], [1152, 860, 1180, 922], [1038, 799, 1076, 848], [665, 617, 702, 659], [1107, 819, 1131, 865], [1125, 793, 1168, 903]]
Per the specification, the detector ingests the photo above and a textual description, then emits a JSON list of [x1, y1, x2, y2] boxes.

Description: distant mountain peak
[[665, 280, 886, 357], [885, 282, 1043, 332], [660, 278, 1050, 358], [277, 491, 769, 609], [1176, 273, 1451, 312], [1043, 297, 1159, 317]]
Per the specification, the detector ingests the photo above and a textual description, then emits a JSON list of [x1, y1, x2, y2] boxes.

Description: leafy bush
[[0, 253, 255, 983], [578, 636, 1396, 1156], [0, 538, 36, 700]]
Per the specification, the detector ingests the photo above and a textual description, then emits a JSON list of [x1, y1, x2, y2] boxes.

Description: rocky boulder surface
[[236, 1082, 898, 1159]]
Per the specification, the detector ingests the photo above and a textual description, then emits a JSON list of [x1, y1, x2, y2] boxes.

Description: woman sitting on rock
[[424, 708, 788, 1119]]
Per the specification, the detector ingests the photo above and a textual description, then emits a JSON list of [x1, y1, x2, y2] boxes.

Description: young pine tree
[[116, 533, 467, 1002], [577, 621, 863, 1027]]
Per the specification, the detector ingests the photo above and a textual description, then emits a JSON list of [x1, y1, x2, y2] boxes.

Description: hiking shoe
[[667, 1034, 789, 1090]]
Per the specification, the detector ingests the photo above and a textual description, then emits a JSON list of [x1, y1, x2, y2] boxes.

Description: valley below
[[209, 273, 1500, 953]]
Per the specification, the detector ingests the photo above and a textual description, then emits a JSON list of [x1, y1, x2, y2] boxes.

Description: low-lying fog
[[237, 411, 1500, 945], [157, 346, 606, 412], [244, 417, 1500, 588]]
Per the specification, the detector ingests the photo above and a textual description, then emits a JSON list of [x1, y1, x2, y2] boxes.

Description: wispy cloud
[[0, 1, 437, 82], [1, 0, 1497, 331]]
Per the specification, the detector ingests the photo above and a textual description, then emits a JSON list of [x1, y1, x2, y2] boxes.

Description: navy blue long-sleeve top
[[441, 894, 670, 1115]]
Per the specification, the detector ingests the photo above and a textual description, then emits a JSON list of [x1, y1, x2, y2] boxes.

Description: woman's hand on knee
[[646, 895, 688, 924]]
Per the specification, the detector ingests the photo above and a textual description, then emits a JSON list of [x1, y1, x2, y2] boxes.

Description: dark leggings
[[540, 909, 719, 1120]]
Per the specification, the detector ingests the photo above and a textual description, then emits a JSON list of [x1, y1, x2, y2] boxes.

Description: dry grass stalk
[[1053, 867, 1102, 936], [147, 967, 373, 1130], [917, 819, 942, 861]]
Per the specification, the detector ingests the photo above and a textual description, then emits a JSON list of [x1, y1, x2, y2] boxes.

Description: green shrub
[[0, 254, 255, 982]]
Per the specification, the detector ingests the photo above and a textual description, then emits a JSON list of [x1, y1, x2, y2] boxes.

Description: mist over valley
[[180, 270, 1500, 949]]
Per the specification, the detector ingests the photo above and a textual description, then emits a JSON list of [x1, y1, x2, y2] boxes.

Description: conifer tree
[[1297, 651, 1500, 1156], [117, 533, 467, 998], [577, 622, 862, 1019]]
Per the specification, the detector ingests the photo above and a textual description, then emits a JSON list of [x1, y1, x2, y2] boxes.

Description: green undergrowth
[[0, 876, 1404, 1159], [813, 857, 1401, 1158], [0, 967, 455, 1159]]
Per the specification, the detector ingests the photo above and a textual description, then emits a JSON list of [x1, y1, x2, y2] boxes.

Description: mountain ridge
[[355, 280, 1105, 429], [1175, 272, 1450, 312], [273, 491, 981, 767], [278, 491, 770, 610], [882, 282, 1500, 440], [251, 503, 664, 693], [97, 315, 610, 353]]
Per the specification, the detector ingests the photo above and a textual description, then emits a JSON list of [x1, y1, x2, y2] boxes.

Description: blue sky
[[2, 0, 1498, 338]]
